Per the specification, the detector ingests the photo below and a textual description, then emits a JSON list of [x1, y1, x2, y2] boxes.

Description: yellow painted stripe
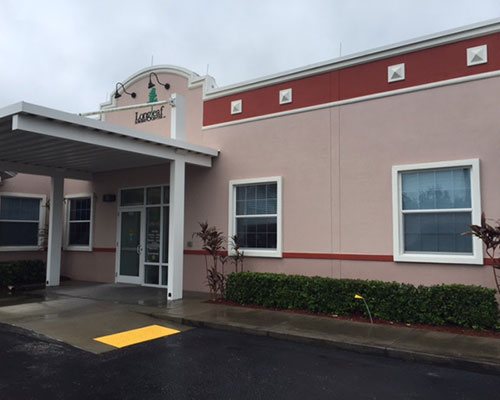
[[94, 325, 180, 348]]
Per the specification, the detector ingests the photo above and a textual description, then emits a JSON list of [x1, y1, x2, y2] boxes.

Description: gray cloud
[[1, 0, 499, 113]]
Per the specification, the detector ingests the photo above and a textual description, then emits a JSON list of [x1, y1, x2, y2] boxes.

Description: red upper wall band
[[203, 32, 500, 126]]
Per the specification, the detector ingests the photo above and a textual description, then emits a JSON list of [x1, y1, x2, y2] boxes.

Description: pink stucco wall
[[2, 69, 499, 292], [184, 75, 500, 291]]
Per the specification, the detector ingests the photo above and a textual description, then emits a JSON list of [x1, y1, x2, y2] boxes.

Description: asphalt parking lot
[[1, 323, 499, 400]]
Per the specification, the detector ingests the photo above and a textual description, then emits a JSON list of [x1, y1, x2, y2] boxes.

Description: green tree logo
[[148, 87, 158, 103]]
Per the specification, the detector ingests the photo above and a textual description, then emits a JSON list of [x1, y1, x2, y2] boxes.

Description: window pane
[[402, 168, 471, 210], [0, 197, 40, 220], [144, 264, 159, 284], [235, 183, 277, 216], [161, 265, 168, 286], [145, 207, 161, 263], [69, 222, 90, 246], [147, 187, 161, 205], [0, 222, 39, 246], [69, 198, 91, 221], [237, 217, 277, 249], [403, 212, 472, 253], [162, 206, 169, 264], [120, 188, 144, 206]]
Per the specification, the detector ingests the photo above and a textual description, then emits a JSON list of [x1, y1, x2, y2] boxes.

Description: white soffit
[[467, 44, 488, 66], [388, 63, 405, 83]]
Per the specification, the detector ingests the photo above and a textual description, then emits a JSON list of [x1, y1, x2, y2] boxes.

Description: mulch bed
[[206, 299, 500, 339]]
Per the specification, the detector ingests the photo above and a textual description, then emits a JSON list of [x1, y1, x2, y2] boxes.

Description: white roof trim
[[0, 102, 218, 158], [203, 18, 500, 100]]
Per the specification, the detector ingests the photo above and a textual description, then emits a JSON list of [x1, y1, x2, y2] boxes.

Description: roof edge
[[203, 17, 500, 100]]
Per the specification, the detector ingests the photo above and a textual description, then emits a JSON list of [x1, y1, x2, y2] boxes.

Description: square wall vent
[[467, 45, 487, 66], [279, 88, 293, 105], [388, 63, 405, 83], [231, 99, 242, 115]]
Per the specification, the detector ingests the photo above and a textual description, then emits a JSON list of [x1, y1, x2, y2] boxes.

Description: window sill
[[64, 246, 93, 252], [233, 249, 282, 258], [0, 246, 43, 252], [394, 252, 483, 265]]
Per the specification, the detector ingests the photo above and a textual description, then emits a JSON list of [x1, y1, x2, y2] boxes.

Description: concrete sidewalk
[[1, 282, 499, 374], [140, 292, 500, 374]]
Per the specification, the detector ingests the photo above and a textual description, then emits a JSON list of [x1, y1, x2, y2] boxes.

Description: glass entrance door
[[117, 209, 144, 284], [116, 186, 170, 287]]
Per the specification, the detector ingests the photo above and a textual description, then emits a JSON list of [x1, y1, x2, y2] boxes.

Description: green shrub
[[226, 272, 500, 329], [0, 260, 45, 287]]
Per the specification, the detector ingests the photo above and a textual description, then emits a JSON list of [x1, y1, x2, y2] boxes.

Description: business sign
[[134, 88, 166, 125]]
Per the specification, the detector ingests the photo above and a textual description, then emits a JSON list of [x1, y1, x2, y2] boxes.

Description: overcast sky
[[1, 0, 500, 113]]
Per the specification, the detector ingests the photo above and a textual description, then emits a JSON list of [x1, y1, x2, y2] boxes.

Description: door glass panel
[[120, 211, 141, 276], [162, 206, 169, 264], [161, 265, 168, 286], [147, 187, 161, 205], [144, 264, 159, 284], [120, 189, 144, 206], [146, 207, 161, 263]]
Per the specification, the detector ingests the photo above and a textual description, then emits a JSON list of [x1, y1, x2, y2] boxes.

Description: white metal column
[[167, 159, 185, 300], [46, 176, 64, 286]]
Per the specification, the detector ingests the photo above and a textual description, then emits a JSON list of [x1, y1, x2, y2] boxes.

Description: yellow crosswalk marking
[[94, 325, 180, 348]]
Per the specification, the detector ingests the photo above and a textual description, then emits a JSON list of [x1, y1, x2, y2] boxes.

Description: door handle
[[136, 244, 143, 255]]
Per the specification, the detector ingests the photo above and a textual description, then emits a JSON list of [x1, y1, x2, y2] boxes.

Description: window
[[65, 195, 93, 250], [392, 159, 482, 264], [0, 194, 45, 250], [228, 177, 282, 258]]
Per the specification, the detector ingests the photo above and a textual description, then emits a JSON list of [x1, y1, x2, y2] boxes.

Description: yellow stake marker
[[94, 325, 180, 348]]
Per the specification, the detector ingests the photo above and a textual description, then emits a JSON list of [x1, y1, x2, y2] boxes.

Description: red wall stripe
[[203, 33, 500, 126], [93, 248, 116, 253], [282, 252, 394, 261], [91, 248, 493, 265]]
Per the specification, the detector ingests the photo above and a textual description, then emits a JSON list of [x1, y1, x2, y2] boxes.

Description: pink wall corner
[[61, 251, 115, 283]]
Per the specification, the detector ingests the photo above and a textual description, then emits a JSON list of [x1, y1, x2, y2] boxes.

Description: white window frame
[[392, 159, 482, 265], [228, 176, 282, 258], [0, 192, 46, 252], [64, 193, 94, 252]]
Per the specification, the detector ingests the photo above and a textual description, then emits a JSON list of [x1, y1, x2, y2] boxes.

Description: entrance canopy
[[0, 102, 218, 180], [0, 101, 218, 300]]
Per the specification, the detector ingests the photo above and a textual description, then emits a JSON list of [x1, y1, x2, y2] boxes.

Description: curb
[[145, 311, 500, 376]]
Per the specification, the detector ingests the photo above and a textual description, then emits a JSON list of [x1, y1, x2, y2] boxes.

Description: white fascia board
[[0, 102, 24, 119], [204, 18, 500, 100], [9, 102, 218, 158]]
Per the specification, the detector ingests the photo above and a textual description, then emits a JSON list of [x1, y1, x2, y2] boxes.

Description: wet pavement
[[0, 282, 190, 353], [1, 281, 499, 373], [1, 322, 500, 400]]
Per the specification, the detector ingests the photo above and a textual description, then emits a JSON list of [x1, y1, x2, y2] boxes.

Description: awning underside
[[0, 103, 218, 180]]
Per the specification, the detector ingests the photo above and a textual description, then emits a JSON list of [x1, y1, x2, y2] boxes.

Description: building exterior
[[1, 19, 500, 298]]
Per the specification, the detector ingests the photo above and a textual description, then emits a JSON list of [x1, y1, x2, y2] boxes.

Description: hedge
[[0, 260, 45, 287], [226, 272, 500, 329]]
